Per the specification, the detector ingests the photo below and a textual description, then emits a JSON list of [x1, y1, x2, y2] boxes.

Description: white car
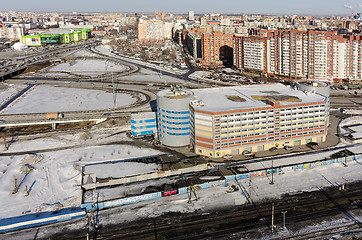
[[243, 150, 254, 157], [222, 154, 233, 159]]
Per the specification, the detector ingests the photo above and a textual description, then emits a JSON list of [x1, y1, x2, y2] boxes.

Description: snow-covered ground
[[338, 116, 362, 138], [117, 67, 186, 84], [0, 83, 27, 106], [64, 49, 98, 57], [1, 85, 140, 114], [85, 161, 161, 179], [0, 142, 163, 219], [95, 45, 188, 76], [47, 59, 129, 77]]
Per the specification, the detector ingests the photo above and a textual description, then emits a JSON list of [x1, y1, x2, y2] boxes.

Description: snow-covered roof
[[191, 83, 326, 113]]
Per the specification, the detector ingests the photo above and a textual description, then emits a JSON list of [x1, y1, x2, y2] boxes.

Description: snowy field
[[1, 85, 140, 114], [47, 59, 129, 77], [85, 161, 161, 179], [0, 140, 163, 219], [0, 83, 27, 106]]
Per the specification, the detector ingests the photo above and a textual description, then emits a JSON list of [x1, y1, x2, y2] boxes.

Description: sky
[[2, 0, 362, 15]]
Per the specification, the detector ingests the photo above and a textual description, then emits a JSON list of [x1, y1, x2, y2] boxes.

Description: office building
[[189, 83, 328, 158], [157, 87, 194, 147], [131, 112, 157, 137]]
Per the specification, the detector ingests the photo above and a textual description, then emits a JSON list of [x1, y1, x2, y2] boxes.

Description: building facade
[[157, 87, 194, 147], [187, 31, 202, 59], [131, 112, 157, 137], [189, 84, 328, 158], [234, 30, 362, 81], [138, 19, 164, 41], [202, 31, 234, 65]]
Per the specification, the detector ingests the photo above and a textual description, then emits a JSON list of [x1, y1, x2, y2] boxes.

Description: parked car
[[222, 154, 233, 159], [284, 145, 293, 150], [242, 150, 254, 157], [103, 113, 111, 116], [306, 142, 318, 148], [269, 147, 278, 152]]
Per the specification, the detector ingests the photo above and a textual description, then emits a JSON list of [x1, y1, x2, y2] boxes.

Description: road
[[0, 40, 98, 80]]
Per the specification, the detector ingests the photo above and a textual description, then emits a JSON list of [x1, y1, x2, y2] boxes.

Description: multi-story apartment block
[[138, 19, 164, 41], [0, 23, 24, 41], [189, 83, 328, 158], [187, 31, 202, 59], [202, 31, 233, 65], [234, 30, 362, 81]]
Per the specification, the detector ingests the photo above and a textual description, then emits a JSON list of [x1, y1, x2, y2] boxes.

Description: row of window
[[158, 108, 189, 115]]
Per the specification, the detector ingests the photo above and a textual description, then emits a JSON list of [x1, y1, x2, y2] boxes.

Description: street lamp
[[281, 210, 287, 231]]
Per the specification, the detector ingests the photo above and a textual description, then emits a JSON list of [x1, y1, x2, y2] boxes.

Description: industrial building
[[189, 83, 328, 158], [156, 87, 194, 147], [21, 29, 91, 46], [131, 112, 157, 137]]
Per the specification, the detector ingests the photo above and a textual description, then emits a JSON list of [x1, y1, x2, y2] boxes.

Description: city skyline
[[2, 0, 362, 15]]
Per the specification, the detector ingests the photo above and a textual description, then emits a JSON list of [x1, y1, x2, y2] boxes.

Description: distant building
[[188, 11, 195, 21], [138, 19, 164, 41], [0, 23, 23, 41], [187, 31, 202, 59], [201, 31, 233, 65], [234, 30, 362, 81]]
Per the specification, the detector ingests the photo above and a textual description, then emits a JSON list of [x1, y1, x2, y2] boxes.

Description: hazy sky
[[2, 0, 362, 15]]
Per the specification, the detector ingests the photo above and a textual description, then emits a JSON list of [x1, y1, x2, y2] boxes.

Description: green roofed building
[[21, 29, 91, 46]]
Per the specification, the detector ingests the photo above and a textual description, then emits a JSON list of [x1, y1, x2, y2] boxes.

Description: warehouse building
[[189, 83, 328, 158]]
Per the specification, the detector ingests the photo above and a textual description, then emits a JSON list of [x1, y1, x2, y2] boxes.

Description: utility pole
[[249, 176, 252, 204], [271, 202, 275, 233], [281, 210, 287, 231], [270, 159, 274, 184]]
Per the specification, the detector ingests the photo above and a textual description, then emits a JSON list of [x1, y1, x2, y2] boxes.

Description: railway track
[[277, 223, 362, 240], [78, 183, 362, 240]]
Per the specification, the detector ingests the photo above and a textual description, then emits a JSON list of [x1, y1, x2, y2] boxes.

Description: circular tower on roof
[[157, 86, 194, 147]]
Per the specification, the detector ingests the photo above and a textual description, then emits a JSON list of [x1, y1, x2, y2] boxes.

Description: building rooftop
[[191, 83, 326, 113]]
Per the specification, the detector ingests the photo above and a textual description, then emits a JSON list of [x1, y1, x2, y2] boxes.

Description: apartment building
[[0, 23, 23, 41], [187, 31, 202, 59], [189, 84, 328, 158], [234, 30, 362, 81], [202, 31, 233, 65], [138, 19, 164, 41]]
